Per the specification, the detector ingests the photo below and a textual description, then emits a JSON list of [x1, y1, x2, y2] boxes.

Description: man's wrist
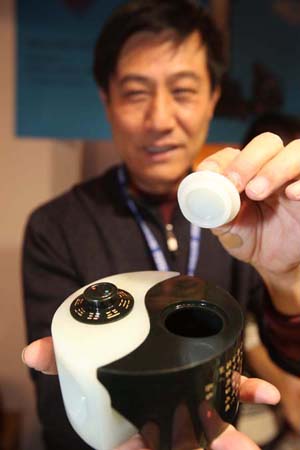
[[261, 296, 300, 376], [258, 265, 300, 315]]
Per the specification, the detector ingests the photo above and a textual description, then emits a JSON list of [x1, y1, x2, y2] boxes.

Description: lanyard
[[117, 165, 201, 276]]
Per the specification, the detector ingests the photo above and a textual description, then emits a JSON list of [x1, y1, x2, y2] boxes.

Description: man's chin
[[141, 172, 187, 195]]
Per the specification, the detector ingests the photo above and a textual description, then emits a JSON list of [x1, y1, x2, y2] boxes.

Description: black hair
[[93, 0, 226, 94], [243, 113, 300, 146]]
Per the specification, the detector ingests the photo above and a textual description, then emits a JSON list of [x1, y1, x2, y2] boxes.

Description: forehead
[[114, 30, 209, 81]]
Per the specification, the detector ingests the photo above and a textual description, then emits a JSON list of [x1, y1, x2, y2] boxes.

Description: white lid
[[177, 171, 241, 228]]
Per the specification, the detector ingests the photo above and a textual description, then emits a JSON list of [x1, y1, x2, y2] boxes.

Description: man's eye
[[173, 88, 197, 98], [123, 90, 149, 100]]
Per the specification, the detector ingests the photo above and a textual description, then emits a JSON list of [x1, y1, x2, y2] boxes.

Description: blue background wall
[[16, 0, 300, 142]]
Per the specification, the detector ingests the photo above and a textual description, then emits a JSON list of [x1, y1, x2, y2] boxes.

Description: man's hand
[[22, 337, 280, 450], [198, 133, 300, 315], [22, 336, 57, 374]]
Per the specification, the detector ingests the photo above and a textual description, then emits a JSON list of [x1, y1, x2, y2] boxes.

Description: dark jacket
[[22, 166, 262, 450]]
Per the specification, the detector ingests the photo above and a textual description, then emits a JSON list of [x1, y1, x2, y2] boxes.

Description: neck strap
[[117, 165, 201, 275]]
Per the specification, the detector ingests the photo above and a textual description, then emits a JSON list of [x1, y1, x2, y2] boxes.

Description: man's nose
[[145, 91, 176, 133]]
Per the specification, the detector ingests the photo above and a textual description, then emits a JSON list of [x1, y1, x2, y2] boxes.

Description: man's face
[[101, 31, 220, 194]]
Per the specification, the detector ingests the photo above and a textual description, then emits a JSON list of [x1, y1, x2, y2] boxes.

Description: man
[[22, 1, 300, 449]]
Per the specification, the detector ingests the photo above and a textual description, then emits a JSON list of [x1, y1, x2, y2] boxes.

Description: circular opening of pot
[[164, 304, 223, 338]]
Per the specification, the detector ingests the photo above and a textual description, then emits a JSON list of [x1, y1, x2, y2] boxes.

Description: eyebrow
[[169, 71, 201, 83], [119, 75, 152, 87], [119, 71, 201, 87]]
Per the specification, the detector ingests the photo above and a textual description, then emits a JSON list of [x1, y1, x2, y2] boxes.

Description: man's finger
[[22, 336, 57, 375], [196, 147, 241, 174], [198, 399, 260, 450], [209, 424, 260, 450], [239, 375, 280, 404]]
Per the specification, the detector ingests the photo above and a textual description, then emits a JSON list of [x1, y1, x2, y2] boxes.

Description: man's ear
[[208, 86, 221, 120], [99, 89, 108, 107], [99, 89, 111, 120]]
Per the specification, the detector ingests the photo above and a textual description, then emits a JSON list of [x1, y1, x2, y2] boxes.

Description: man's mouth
[[144, 144, 178, 154]]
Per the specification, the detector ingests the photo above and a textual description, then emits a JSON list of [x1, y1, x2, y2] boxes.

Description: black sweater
[[22, 166, 262, 450]]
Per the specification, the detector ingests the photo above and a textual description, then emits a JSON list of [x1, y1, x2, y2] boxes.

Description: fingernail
[[21, 345, 38, 371], [247, 176, 269, 197], [21, 347, 27, 364], [227, 172, 242, 190], [197, 160, 220, 172]]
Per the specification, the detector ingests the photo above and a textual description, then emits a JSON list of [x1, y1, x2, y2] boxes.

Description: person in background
[[21, 1, 300, 449], [242, 112, 300, 147], [240, 112, 300, 449]]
